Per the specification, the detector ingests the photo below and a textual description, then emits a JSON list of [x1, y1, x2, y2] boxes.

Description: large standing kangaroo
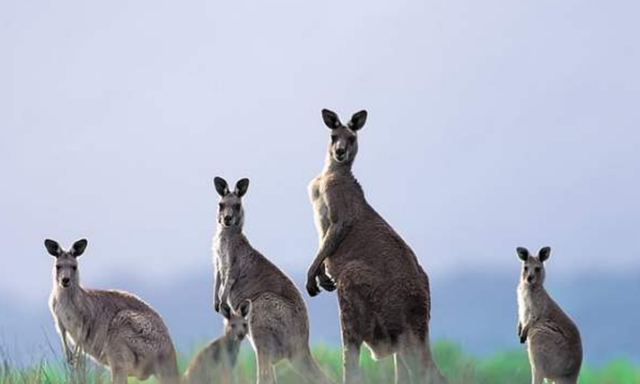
[[212, 177, 335, 384], [306, 109, 448, 384]]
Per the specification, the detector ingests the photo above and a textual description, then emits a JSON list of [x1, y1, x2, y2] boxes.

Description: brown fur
[[213, 177, 335, 384], [517, 247, 582, 384], [182, 301, 250, 384], [46, 239, 179, 384], [306, 109, 448, 384]]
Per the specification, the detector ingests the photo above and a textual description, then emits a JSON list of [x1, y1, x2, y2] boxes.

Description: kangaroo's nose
[[224, 216, 233, 225], [336, 148, 346, 156], [61, 277, 70, 285], [527, 276, 533, 283]]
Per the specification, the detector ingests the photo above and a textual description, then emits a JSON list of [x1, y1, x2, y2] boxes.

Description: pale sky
[[1, 0, 639, 310]]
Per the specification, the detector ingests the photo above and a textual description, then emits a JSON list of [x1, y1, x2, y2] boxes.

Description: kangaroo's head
[[321, 109, 368, 167], [214, 177, 250, 229], [517, 247, 550, 287], [45, 239, 88, 289], [220, 300, 251, 341]]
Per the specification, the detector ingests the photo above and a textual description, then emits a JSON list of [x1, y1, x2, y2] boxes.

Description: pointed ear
[[538, 247, 551, 262], [235, 178, 250, 198], [44, 239, 61, 257], [238, 299, 251, 318], [220, 302, 232, 320], [516, 247, 530, 261], [71, 239, 88, 258], [321, 109, 341, 129], [214, 177, 230, 197], [348, 110, 368, 131]]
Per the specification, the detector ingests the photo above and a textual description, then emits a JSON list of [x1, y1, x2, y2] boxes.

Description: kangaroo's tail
[[290, 347, 336, 384]]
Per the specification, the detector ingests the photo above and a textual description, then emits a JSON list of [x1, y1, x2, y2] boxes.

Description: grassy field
[[1, 340, 638, 384]]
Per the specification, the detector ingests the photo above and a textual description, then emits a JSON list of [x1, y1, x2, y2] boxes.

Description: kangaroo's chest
[[53, 296, 86, 341], [518, 286, 541, 323], [215, 242, 232, 278], [309, 176, 331, 238]]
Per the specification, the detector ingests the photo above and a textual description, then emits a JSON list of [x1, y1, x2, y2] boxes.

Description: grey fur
[[307, 109, 448, 384], [46, 239, 179, 384], [212, 177, 335, 384], [183, 300, 251, 384], [516, 247, 583, 384]]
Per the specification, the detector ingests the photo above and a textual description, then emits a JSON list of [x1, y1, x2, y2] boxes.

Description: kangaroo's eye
[[348, 136, 356, 144], [523, 266, 528, 272], [218, 203, 224, 210], [233, 204, 241, 211], [535, 267, 541, 273], [72, 266, 77, 271], [56, 266, 61, 271], [231, 324, 236, 329], [331, 135, 338, 144]]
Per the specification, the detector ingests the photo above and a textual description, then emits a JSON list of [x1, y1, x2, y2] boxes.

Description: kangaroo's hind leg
[[553, 378, 578, 384], [337, 289, 365, 384], [256, 350, 276, 384], [530, 366, 544, 384], [154, 349, 180, 384], [106, 346, 131, 384], [394, 353, 411, 384]]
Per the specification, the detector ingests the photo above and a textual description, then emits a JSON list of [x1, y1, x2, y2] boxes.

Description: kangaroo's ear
[[44, 239, 61, 257], [235, 178, 250, 198], [214, 177, 230, 197], [538, 247, 551, 262], [348, 110, 368, 131], [238, 299, 251, 318], [516, 247, 530, 261], [321, 109, 341, 130], [220, 302, 232, 320], [71, 239, 88, 258]]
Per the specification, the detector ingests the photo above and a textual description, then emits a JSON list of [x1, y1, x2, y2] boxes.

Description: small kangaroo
[[183, 300, 251, 384], [517, 247, 583, 384], [46, 238, 180, 384], [212, 177, 335, 384], [306, 109, 448, 384]]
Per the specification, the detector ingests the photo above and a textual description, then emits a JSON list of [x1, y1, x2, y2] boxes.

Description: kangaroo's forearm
[[309, 221, 349, 275], [214, 271, 222, 304], [220, 277, 236, 305], [520, 323, 530, 343]]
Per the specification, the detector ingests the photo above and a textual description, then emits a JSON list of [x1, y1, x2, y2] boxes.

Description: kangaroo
[[306, 109, 448, 384], [183, 300, 251, 384], [212, 177, 335, 384], [517, 247, 583, 384], [46, 238, 180, 384]]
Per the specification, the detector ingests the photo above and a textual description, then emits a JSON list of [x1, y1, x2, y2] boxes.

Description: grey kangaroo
[[182, 300, 251, 384], [213, 177, 335, 384], [306, 109, 448, 384], [46, 239, 179, 384], [517, 247, 582, 384]]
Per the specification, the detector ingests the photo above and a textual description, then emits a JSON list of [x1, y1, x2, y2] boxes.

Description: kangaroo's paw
[[318, 273, 337, 292]]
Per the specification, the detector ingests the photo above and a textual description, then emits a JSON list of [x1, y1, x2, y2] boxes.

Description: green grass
[[1, 340, 638, 384]]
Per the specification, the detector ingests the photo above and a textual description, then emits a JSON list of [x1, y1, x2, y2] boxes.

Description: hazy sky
[[1, 0, 639, 311]]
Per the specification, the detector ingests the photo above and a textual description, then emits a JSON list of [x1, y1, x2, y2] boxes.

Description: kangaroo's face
[[45, 239, 88, 289], [517, 247, 550, 286], [220, 300, 251, 342], [214, 177, 250, 229], [321, 109, 368, 165]]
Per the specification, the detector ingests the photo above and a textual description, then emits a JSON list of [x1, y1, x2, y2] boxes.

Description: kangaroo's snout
[[223, 215, 233, 226], [527, 275, 534, 283], [61, 277, 71, 287]]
